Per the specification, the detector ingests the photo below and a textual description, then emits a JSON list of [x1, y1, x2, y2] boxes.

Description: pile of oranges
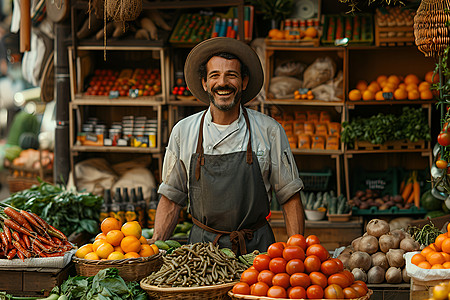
[[411, 223, 450, 269], [232, 234, 369, 299], [348, 71, 437, 101], [75, 217, 159, 260], [268, 27, 318, 41]]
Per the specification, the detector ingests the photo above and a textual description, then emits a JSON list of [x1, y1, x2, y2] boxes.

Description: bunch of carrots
[[0, 203, 73, 261], [400, 170, 421, 208]]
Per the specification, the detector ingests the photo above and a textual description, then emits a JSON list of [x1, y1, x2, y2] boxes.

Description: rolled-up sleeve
[[157, 125, 189, 207], [269, 125, 304, 205]]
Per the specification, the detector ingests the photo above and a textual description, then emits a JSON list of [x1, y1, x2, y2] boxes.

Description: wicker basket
[[228, 288, 373, 300], [140, 281, 236, 300], [73, 252, 163, 282], [7, 176, 42, 193]]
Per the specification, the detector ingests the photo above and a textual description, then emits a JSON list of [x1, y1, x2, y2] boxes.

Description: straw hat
[[184, 37, 263, 104]]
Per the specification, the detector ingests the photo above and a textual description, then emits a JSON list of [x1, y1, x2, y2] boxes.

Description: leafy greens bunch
[[4, 181, 102, 237]]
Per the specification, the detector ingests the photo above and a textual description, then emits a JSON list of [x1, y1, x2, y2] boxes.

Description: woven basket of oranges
[[73, 218, 163, 281]]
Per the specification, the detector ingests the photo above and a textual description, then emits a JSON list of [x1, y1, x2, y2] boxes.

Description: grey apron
[[188, 107, 275, 255]]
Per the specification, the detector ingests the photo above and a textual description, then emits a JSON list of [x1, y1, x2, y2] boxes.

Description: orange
[[362, 90, 375, 101], [93, 239, 107, 251], [101, 217, 121, 235], [387, 75, 401, 86], [124, 252, 141, 259], [121, 221, 142, 239], [442, 252, 450, 262], [429, 243, 439, 252], [418, 81, 431, 92], [107, 251, 125, 260], [431, 264, 445, 269], [139, 244, 155, 257], [84, 252, 100, 260], [425, 71, 439, 84], [448, 222, 450, 234], [443, 261, 450, 269], [139, 236, 148, 244], [348, 89, 362, 101], [120, 236, 142, 253], [95, 233, 107, 240], [304, 27, 318, 38], [114, 246, 124, 254], [377, 75, 388, 85], [367, 81, 381, 93], [411, 253, 426, 265], [421, 246, 435, 257], [382, 86, 394, 93], [441, 238, 450, 254], [408, 90, 420, 100], [106, 229, 124, 247], [375, 91, 384, 101], [75, 244, 93, 258], [268, 29, 285, 40], [356, 80, 368, 92], [393, 88, 407, 100], [405, 83, 418, 92], [434, 233, 448, 251], [398, 83, 407, 90], [417, 261, 432, 269], [426, 252, 445, 265], [150, 244, 159, 255], [420, 90, 433, 100], [404, 74, 420, 85], [96, 242, 114, 259]]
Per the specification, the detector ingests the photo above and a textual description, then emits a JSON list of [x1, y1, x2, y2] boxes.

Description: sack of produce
[[303, 56, 336, 89]]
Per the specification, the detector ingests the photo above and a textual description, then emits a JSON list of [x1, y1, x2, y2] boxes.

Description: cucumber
[[220, 248, 235, 258], [329, 196, 338, 214], [337, 198, 346, 214], [300, 191, 307, 206], [306, 193, 315, 210], [165, 240, 182, 248], [313, 192, 323, 210], [37, 294, 60, 300], [155, 240, 170, 250]]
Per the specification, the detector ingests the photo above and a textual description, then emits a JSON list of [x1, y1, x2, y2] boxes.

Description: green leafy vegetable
[[4, 181, 103, 237]]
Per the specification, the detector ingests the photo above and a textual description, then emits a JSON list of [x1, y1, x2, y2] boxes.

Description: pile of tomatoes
[[232, 234, 369, 299]]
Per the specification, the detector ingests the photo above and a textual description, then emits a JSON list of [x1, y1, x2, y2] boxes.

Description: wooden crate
[[354, 140, 425, 151], [0, 263, 75, 297], [410, 278, 442, 300], [375, 22, 414, 47], [367, 283, 410, 300]]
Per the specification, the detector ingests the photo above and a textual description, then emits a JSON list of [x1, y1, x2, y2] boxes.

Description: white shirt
[[158, 106, 304, 207]]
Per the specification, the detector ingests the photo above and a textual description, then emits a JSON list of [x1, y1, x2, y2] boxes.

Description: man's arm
[[281, 192, 305, 237], [148, 195, 182, 243]]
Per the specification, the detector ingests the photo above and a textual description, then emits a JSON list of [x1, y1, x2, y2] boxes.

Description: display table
[[367, 283, 410, 300]]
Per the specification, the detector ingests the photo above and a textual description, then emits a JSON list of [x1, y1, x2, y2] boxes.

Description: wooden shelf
[[291, 149, 343, 155], [74, 43, 166, 50], [71, 146, 162, 154], [264, 99, 345, 106], [347, 100, 435, 107], [71, 95, 164, 106], [345, 148, 432, 154]]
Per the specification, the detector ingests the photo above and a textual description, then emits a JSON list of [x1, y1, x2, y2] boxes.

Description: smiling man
[[150, 37, 305, 255]]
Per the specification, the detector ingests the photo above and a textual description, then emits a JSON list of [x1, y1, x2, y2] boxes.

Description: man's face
[[202, 56, 249, 111]]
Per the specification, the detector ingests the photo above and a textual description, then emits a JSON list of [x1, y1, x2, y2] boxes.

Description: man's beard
[[208, 86, 242, 111]]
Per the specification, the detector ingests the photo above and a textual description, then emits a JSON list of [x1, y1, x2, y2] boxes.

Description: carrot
[[32, 237, 53, 252], [407, 190, 415, 203], [0, 232, 8, 249], [51, 236, 62, 245], [401, 180, 413, 202], [16, 249, 25, 261], [414, 179, 421, 208], [45, 252, 64, 257], [11, 231, 27, 250], [399, 179, 406, 194], [3, 219, 35, 237], [48, 224, 68, 241], [29, 212, 49, 230], [37, 235, 59, 248], [20, 210, 45, 234], [13, 240, 31, 258], [3, 224, 12, 244], [3, 207, 33, 231], [23, 234, 31, 249], [6, 248, 16, 259]]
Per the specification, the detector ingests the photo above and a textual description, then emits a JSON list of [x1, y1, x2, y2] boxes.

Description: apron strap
[[192, 216, 267, 255], [195, 107, 253, 181]]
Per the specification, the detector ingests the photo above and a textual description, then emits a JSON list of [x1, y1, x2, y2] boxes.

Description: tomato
[[306, 244, 329, 262], [267, 286, 287, 298], [328, 273, 351, 289], [232, 282, 250, 295], [286, 259, 305, 275], [253, 254, 271, 272], [332, 258, 344, 272], [309, 271, 328, 288], [289, 286, 307, 299], [269, 257, 287, 274], [283, 246, 306, 261], [306, 235, 321, 247], [250, 282, 270, 296], [287, 234, 307, 250], [306, 284, 324, 299], [304, 255, 322, 273], [267, 242, 286, 258], [258, 270, 275, 287], [341, 270, 355, 283], [272, 273, 291, 289], [321, 259, 340, 276], [240, 269, 259, 286], [324, 283, 344, 299], [438, 132, 450, 146], [436, 159, 448, 169], [290, 272, 311, 288], [351, 284, 368, 297], [343, 287, 360, 299], [352, 280, 368, 291]]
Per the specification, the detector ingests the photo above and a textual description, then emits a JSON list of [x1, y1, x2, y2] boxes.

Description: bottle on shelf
[[110, 187, 125, 225], [100, 189, 111, 222], [137, 186, 147, 228], [131, 188, 145, 228], [124, 187, 138, 222], [147, 187, 159, 228]]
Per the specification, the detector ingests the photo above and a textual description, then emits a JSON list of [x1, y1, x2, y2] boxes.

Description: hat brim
[[184, 37, 264, 104]]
